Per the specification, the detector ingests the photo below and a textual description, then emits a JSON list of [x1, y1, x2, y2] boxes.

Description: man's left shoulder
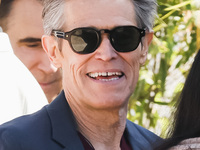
[[126, 120, 163, 150]]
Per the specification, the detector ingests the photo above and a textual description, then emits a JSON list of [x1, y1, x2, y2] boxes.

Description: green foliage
[[128, 0, 199, 137]]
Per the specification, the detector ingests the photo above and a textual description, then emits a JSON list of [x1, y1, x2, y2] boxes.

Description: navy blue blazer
[[0, 91, 162, 150]]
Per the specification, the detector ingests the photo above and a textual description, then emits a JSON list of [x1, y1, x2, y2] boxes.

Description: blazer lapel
[[125, 120, 161, 150], [46, 90, 84, 150], [125, 120, 143, 150]]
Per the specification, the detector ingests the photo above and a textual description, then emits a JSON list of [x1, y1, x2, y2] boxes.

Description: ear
[[42, 35, 62, 68], [139, 31, 153, 65]]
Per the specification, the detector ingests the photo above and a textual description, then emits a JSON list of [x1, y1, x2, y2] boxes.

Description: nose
[[38, 51, 57, 74], [94, 35, 118, 61]]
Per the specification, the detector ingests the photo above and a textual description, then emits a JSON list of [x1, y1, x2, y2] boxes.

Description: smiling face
[[43, 0, 152, 109], [5, 0, 62, 103]]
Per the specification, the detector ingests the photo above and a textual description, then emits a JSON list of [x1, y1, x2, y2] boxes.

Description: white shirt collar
[[0, 32, 13, 52]]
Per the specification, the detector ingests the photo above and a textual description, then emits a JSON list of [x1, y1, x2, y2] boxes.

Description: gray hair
[[42, 0, 157, 35], [132, 0, 157, 31], [42, 0, 65, 35]]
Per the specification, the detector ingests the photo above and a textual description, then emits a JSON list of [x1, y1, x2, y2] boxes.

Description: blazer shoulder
[[0, 106, 50, 149], [126, 120, 163, 150]]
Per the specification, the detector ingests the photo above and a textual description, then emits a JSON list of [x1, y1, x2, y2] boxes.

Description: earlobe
[[139, 32, 153, 65], [42, 35, 62, 68]]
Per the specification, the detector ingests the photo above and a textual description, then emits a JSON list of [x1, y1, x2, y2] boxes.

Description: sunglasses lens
[[111, 26, 142, 52], [71, 29, 99, 54]]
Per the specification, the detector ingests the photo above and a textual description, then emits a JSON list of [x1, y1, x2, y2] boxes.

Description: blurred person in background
[[0, 0, 63, 103], [155, 49, 200, 150], [0, 27, 47, 124]]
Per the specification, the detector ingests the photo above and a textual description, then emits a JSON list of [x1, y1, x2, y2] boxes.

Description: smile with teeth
[[87, 72, 123, 81]]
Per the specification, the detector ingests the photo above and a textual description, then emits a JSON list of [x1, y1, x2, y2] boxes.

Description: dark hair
[[155, 49, 200, 149], [0, 0, 43, 31], [0, 0, 14, 31]]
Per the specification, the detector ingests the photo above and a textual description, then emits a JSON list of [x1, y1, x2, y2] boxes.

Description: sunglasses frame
[[52, 25, 146, 54]]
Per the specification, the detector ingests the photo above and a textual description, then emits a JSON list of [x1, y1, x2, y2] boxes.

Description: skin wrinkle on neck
[[67, 92, 128, 150]]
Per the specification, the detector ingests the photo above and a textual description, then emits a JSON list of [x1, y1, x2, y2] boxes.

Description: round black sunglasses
[[52, 26, 146, 54]]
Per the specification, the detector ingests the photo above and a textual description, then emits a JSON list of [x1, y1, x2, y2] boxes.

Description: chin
[[89, 97, 128, 110]]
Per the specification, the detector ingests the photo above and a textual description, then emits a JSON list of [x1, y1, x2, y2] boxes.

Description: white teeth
[[107, 72, 113, 76], [102, 72, 107, 76], [116, 72, 122, 76], [88, 72, 122, 78], [95, 72, 99, 77], [99, 77, 119, 82]]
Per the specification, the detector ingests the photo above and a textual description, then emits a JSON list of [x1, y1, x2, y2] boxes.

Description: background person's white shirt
[[0, 32, 48, 124]]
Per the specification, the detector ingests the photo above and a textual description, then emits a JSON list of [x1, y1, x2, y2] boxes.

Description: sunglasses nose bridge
[[98, 29, 112, 45], [99, 29, 111, 37], [99, 29, 110, 33], [95, 29, 117, 55]]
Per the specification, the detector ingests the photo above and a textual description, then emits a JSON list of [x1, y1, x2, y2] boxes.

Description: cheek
[[61, 47, 90, 81], [129, 60, 140, 84], [124, 50, 141, 70], [14, 47, 43, 69], [62, 61, 84, 102], [123, 51, 141, 87], [131, 56, 141, 78], [61, 54, 91, 100], [13, 47, 34, 67], [62, 55, 79, 87], [67, 61, 85, 86]]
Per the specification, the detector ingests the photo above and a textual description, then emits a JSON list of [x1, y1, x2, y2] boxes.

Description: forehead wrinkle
[[63, 0, 136, 30]]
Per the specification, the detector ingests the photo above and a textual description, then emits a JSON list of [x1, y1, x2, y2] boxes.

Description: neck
[[70, 102, 128, 150]]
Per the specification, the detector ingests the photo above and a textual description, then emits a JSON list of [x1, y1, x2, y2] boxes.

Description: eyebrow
[[18, 37, 41, 43]]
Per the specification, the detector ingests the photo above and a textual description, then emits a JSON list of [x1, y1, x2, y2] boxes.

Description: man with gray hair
[[0, 0, 162, 149]]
